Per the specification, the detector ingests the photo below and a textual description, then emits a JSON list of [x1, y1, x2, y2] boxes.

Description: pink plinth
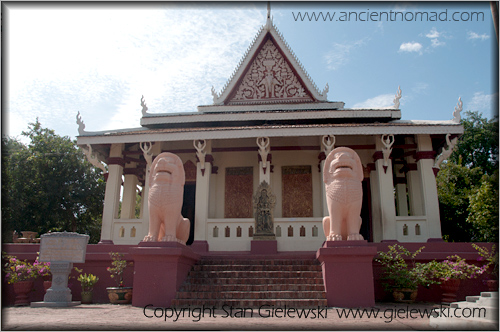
[[190, 241, 209, 253], [316, 241, 377, 308], [251, 240, 277, 254], [130, 242, 199, 308]]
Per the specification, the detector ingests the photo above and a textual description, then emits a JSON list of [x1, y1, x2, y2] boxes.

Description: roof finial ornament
[[266, 1, 272, 29], [393, 86, 402, 109]]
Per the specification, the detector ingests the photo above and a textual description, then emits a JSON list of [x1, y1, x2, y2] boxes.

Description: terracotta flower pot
[[392, 288, 418, 303], [485, 279, 498, 292], [440, 278, 460, 304], [13, 280, 34, 306], [81, 291, 94, 304], [107, 287, 132, 304], [43, 281, 52, 293]]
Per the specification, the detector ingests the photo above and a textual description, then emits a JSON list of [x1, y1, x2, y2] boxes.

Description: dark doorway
[[182, 184, 196, 245], [360, 179, 373, 242]]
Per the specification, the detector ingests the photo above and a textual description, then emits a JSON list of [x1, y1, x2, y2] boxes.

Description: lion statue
[[143, 152, 190, 244], [322, 147, 364, 241]]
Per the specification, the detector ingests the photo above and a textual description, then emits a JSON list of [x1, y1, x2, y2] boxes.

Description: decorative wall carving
[[228, 39, 313, 104], [224, 167, 253, 218], [253, 180, 276, 239], [381, 134, 395, 173], [434, 133, 458, 169], [282, 166, 313, 218]]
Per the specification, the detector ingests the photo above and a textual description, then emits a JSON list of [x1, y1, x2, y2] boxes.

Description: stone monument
[[253, 181, 276, 240], [143, 152, 190, 244], [31, 232, 89, 307]]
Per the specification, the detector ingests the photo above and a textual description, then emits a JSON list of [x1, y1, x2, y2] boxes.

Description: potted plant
[[106, 252, 133, 304], [375, 244, 438, 303], [429, 254, 487, 303], [2, 253, 39, 306], [76, 270, 99, 304], [472, 243, 498, 291]]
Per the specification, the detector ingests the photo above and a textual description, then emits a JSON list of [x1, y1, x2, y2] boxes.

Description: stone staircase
[[171, 258, 327, 308], [429, 292, 499, 330]]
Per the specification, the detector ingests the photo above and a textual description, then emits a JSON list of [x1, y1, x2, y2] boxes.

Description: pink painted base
[[316, 241, 377, 308], [190, 240, 209, 253], [130, 242, 200, 308], [251, 240, 277, 254]]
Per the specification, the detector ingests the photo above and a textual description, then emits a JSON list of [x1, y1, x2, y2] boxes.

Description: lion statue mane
[[322, 147, 364, 241], [143, 152, 190, 244]]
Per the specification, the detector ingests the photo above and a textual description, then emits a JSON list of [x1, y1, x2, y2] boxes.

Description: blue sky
[[4, 2, 498, 143]]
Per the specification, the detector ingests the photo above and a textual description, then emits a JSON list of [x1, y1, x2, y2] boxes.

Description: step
[[176, 291, 326, 300], [170, 298, 328, 309], [187, 270, 322, 279], [179, 283, 326, 292], [198, 259, 321, 266], [186, 277, 324, 285], [192, 264, 322, 272], [466, 296, 480, 303]]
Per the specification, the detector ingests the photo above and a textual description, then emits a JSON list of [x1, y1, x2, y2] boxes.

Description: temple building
[[76, 13, 463, 252]]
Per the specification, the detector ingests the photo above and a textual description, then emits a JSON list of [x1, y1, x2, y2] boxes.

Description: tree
[[450, 111, 499, 175], [438, 111, 499, 242], [2, 120, 105, 243]]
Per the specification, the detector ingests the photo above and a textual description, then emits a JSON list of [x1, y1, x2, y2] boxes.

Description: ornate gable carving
[[227, 39, 314, 105]]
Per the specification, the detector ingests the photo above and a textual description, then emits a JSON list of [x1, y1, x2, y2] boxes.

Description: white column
[[374, 137, 397, 241], [320, 135, 335, 217], [405, 155, 423, 216], [369, 165, 383, 242], [395, 164, 408, 217], [194, 140, 212, 242], [100, 143, 124, 243], [416, 134, 442, 239], [139, 142, 159, 239], [121, 170, 138, 219]]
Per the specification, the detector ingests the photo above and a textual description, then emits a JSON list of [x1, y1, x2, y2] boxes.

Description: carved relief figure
[[229, 39, 312, 104], [143, 152, 190, 244], [253, 181, 276, 239], [322, 147, 364, 241]]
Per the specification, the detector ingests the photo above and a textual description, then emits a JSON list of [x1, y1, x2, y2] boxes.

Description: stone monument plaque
[[32, 232, 89, 307]]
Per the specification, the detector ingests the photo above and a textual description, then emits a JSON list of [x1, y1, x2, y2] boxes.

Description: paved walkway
[[0, 302, 461, 330]]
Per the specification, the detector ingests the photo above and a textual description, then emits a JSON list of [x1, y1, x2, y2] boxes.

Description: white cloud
[[6, 6, 266, 138], [324, 39, 365, 70], [467, 92, 498, 116], [467, 31, 490, 41], [425, 27, 440, 39], [352, 94, 395, 109], [399, 42, 423, 53]]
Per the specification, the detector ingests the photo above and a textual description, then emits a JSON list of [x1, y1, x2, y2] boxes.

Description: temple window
[[248, 226, 254, 237], [300, 226, 306, 237], [130, 226, 136, 238], [213, 226, 219, 238], [236, 226, 242, 237], [282, 166, 313, 217], [403, 224, 408, 236], [312, 225, 318, 237], [225, 167, 253, 218], [119, 226, 125, 238], [415, 224, 421, 236], [225, 226, 230, 237], [288, 225, 294, 237], [276, 225, 281, 237]]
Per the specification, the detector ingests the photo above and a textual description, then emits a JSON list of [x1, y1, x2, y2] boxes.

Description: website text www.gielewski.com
[[292, 10, 485, 22], [143, 304, 487, 323]]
